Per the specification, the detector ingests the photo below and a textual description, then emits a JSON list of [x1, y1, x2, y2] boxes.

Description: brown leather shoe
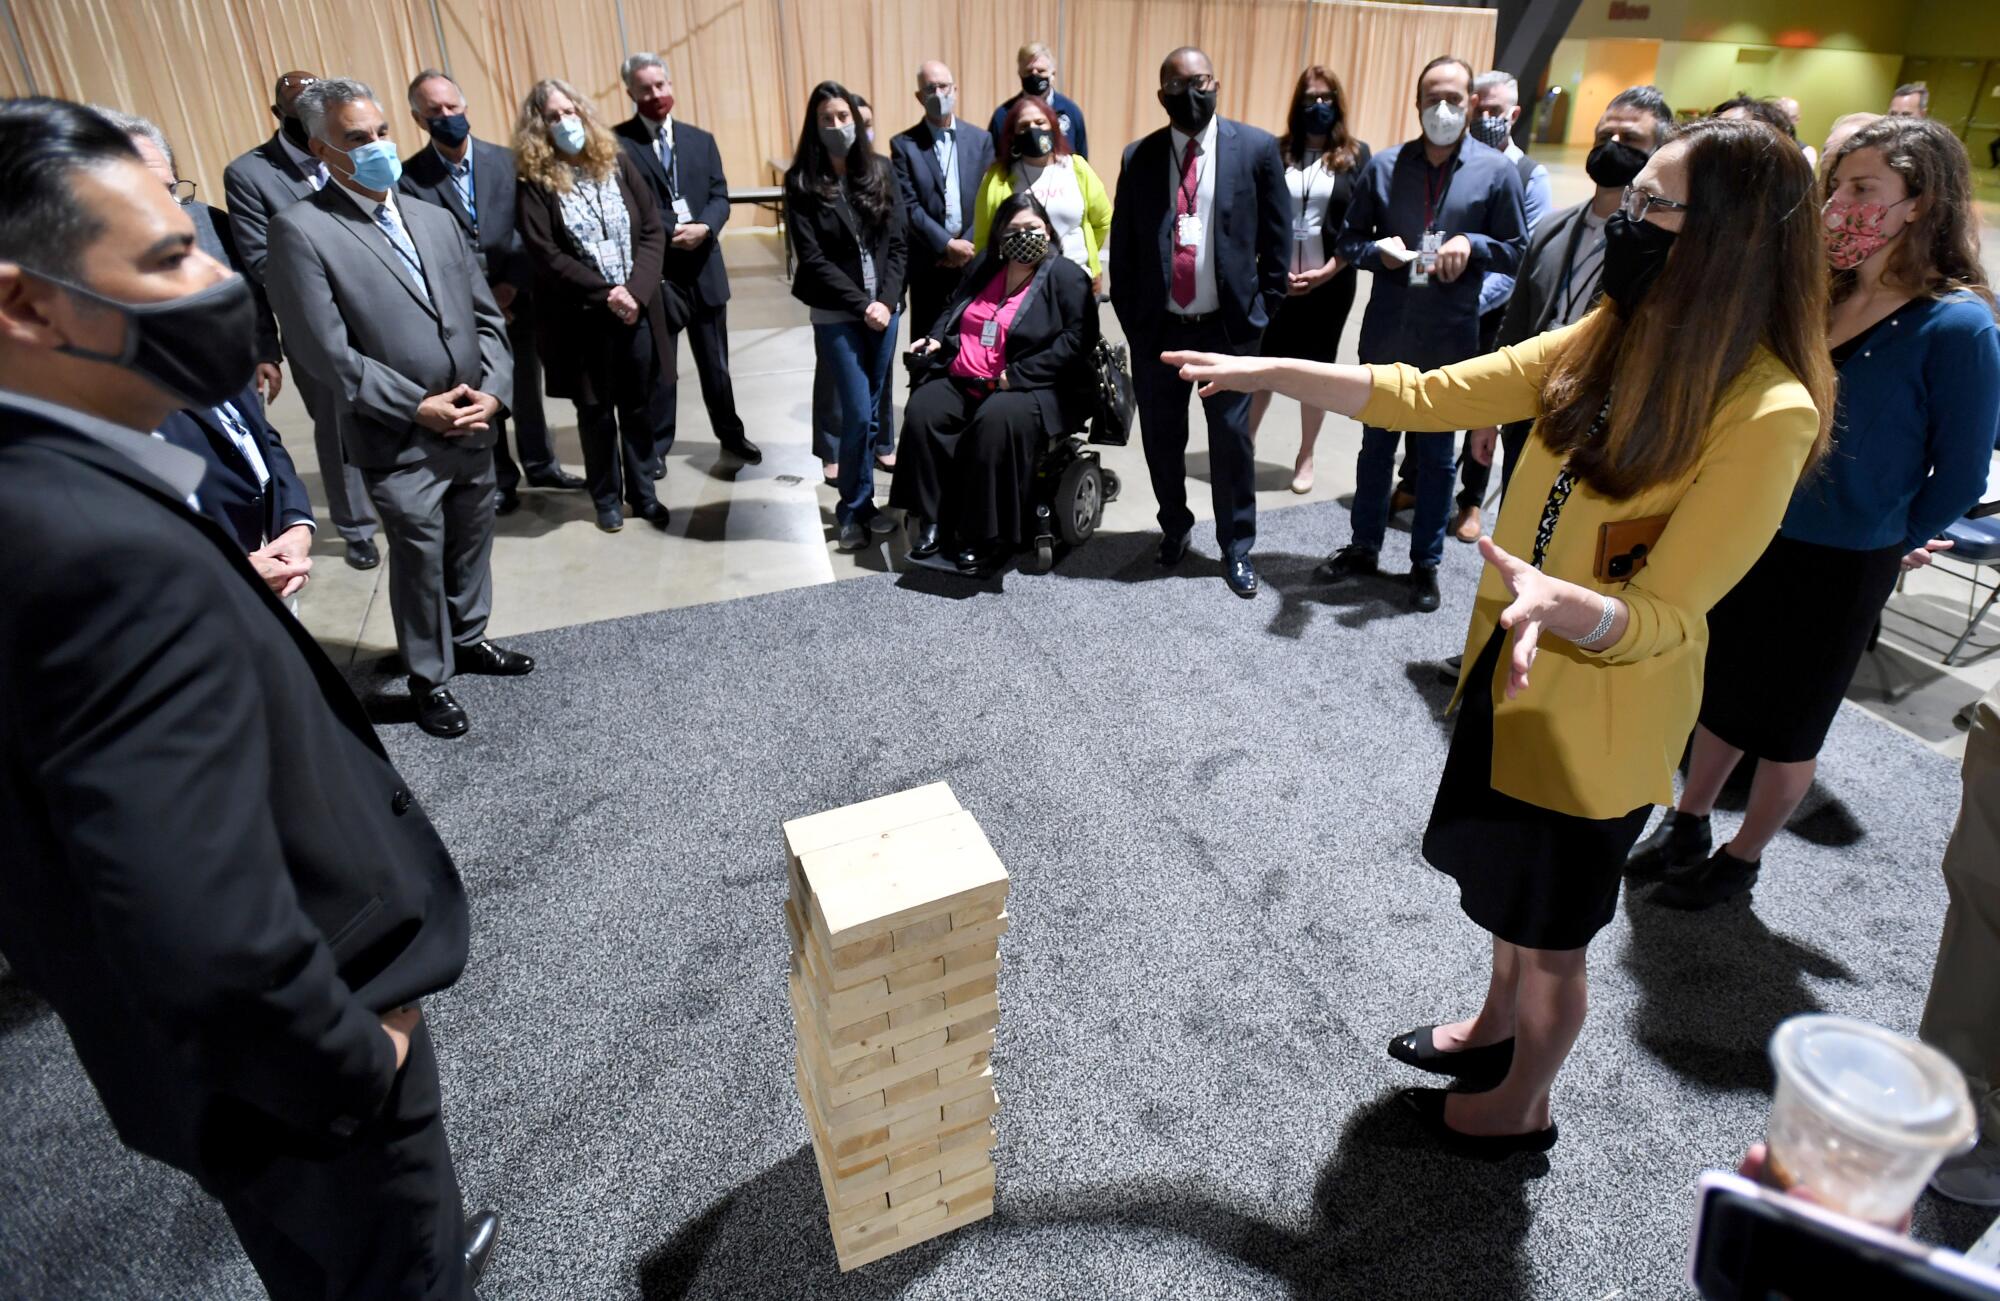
[[1451, 504, 1483, 542], [1390, 487, 1417, 514]]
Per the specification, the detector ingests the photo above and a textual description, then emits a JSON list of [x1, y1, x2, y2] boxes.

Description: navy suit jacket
[[399, 137, 534, 304], [890, 118, 995, 260], [613, 115, 730, 308], [154, 385, 315, 551], [1109, 118, 1289, 350]]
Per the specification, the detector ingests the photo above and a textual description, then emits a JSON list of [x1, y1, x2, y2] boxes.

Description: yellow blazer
[[972, 156, 1112, 277], [1359, 321, 1822, 819]]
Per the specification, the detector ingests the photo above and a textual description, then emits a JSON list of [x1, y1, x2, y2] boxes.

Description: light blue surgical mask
[[551, 115, 588, 156], [333, 138, 403, 191]]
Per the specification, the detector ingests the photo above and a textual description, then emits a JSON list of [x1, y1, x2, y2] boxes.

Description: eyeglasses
[[1301, 92, 1334, 106], [921, 81, 955, 94], [1162, 75, 1217, 95], [167, 179, 196, 204], [1620, 184, 1690, 224]]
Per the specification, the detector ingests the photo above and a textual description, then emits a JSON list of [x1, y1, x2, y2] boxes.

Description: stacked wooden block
[[783, 782, 1009, 1271]]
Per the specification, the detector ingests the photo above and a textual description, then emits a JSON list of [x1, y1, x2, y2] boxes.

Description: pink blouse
[[948, 271, 1035, 382]]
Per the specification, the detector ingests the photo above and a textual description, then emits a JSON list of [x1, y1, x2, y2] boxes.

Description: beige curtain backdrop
[[2, 0, 1491, 229]]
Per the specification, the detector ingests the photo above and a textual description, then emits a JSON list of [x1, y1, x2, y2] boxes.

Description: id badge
[[1176, 213, 1204, 247], [594, 239, 622, 269], [978, 318, 999, 348], [672, 197, 694, 223], [1411, 229, 1443, 287]]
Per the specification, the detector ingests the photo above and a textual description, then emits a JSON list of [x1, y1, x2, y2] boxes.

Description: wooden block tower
[[782, 782, 1009, 1271]]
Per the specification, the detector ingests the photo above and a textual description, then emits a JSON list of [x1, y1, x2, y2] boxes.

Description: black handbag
[[1088, 338, 1135, 446]]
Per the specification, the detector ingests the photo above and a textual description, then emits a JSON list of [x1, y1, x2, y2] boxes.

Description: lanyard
[[1422, 158, 1454, 233]]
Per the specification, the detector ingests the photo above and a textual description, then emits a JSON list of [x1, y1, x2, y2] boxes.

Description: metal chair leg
[[1944, 573, 2000, 667]]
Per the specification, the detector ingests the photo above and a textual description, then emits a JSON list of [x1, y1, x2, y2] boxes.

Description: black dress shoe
[[524, 467, 587, 490], [910, 518, 941, 558], [1387, 1026, 1516, 1086], [1651, 847, 1760, 910], [647, 462, 665, 480], [345, 538, 381, 571], [1435, 653, 1465, 684], [1399, 1087, 1557, 1160], [596, 508, 624, 533], [411, 683, 468, 738], [464, 1210, 498, 1286], [494, 490, 521, 516], [1224, 557, 1258, 599], [1157, 531, 1191, 567], [1409, 565, 1442, 612], [836, 520, 866, 552], [1625, 810, 1713, 881], [635, 500, 671, 530], [454, 640, 534, 676], [1313, 545, 1377, 583], [720, 436, 764, 465]]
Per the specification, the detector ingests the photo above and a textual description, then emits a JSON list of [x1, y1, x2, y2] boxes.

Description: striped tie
[[373, 203, 430, 302]]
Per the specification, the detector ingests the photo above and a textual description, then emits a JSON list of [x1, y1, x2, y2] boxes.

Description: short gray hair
[[622, 52, 668, 89], [296, 77, 378, 143], [1472, 71, 1518, 104], [407, 68, 457, 111], [91, 105, 173, 173]]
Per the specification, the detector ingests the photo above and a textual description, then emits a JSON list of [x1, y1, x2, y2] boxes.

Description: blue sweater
[[1782, 291, 2000, 552]]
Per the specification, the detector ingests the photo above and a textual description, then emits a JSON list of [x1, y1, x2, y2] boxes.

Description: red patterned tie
[[1171, 139, 1199, 308]]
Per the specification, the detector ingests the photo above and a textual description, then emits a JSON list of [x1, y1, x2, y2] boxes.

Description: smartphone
[[1687, 1172, 2000, 1300]]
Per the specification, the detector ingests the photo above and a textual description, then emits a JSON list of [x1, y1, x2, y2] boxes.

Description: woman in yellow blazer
[[1166, 118, 1834, 1157], [975, 96, 1111, 290]]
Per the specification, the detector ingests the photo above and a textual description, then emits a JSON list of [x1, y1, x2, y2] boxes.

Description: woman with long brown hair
[[1633, 116, 2000, 910], [1250, 66, 1369, 493], [1165, 117, 1834, 1154], [513, 77, 674, 533]]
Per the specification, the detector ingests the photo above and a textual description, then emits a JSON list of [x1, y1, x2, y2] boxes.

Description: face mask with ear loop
[[27, 269, 259, 407]]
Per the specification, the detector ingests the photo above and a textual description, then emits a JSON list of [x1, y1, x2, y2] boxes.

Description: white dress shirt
[[278, 132, 328, 190], [1166, 115, 1220, 316], [335, 182, 427, 286]]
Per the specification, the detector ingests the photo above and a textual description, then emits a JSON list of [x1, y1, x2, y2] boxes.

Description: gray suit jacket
[[222, 132, 320, 285], [263, 185, 512, 471], [1496, 200, 1592, 350]]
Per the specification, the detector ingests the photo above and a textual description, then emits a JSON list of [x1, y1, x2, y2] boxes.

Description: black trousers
[[650, 298, 744, 459], [492, 308, 555, 494], [219, 1020, 471, 1301], [1133, 317, 1258, 560], [887, 378, 1043, 546], [579, 316, 663, 513]]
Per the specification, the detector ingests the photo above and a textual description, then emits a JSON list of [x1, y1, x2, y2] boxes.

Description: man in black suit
[[1111, 46, 1288, 599], [402, 68, 585, 515], [891, 60, 995, 343], [224, 69, 382, 570], [0, 96, 492, 1299], [614, 51, 762, 466], [156, 383, 319, 600]]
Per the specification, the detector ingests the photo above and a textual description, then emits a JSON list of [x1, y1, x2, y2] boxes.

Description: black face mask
[[41, 271, 259, 407], [1600, 212, 1678, 315], [280, 112, 313, 153], [1012, 127, 1056, 159], [1585, 139, 1649, 189], [1021, 74, 1052, 99], [1163, 86, 1218, 136]]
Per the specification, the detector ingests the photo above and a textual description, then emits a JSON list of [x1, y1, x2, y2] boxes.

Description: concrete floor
[[282, 151, 2000, 758]]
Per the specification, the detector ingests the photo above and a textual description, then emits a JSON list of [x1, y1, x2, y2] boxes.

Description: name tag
[[1176, 213, 1204, 247], [672, 197, 694, 223], [594, 239, 622, 270], [978, 317, 999, 348], [1292, 218, 1315, 242], [1410, 230, 1444, 286]]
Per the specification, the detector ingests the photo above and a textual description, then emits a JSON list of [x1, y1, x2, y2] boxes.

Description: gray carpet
[[3, 497, 1992, 1300]]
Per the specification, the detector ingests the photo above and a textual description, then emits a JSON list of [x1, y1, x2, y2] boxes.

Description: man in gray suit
[[266, 77, 532, 740], [225, 69, 382, 570]]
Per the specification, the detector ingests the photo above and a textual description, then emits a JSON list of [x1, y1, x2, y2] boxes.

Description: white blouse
[[1015, 158, 1089, 270]]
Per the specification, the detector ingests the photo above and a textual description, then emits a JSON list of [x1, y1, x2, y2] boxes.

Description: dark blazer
[[222, 131, 320, 285], [890, 118, 995, 261], [0, 395, 467, 1193], [154, 385, 315, 551], [398, 137, 533, 302], [613, 115, 731, 309], [1496, 199, 1592, 349], [787, 167, 909, 316], [188, 202, 281, 364], [1109, 118, 1290, 350], [515, 152, 677, 405], [264, 185, 512, 470], [918, 255, 1098, 438]]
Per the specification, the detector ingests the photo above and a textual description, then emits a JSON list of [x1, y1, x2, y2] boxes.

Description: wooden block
[[814, 1092, 995, 1181], [886, 1170, 942, 1208], [813, 1064, 994, 1145], [827, 1190, 891, 1234], [831, 932, 894, 969], [887, 1140, 939, 1174], [892, 1030, 948, 1063], [814, 911, 1012, 993], [883, 1071, 939, 1106], [835, 1197, 994, 1272], [936, 1050, 989, 1084], [813, 1123, 996, 1216], [782, 782, 960, 863], [885, 958, 945, 993], [888, 996, 945, 1028], [947, 1010, 998, 1042], [827, 1088, 885, 1126], [889, 1108, 943, 1141], [951, 901, 1004, 929], [942, 1086, 997, 1125], [797, 979, 999, 1070], [825, 957, 1002, 1028], [892, 912, 953, 949], [831, 1165, 997, 1268], [939, 1118, 995, 1153], [809, 1028, 995, 1110], [941, 940, 999, 973], [799, 810, 1009, 947], [944, 974, 999, 1007]]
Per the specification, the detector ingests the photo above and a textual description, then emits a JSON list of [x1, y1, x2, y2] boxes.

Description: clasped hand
[[248, 522, 314, 599], [416, 384, 500, 436], [1374, 234, 1473, 282], [605, 285, 641, 325]]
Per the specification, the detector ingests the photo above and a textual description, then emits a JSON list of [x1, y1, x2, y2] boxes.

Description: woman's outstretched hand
[[1161, 350, 1265, 398], [1479, 536, 1558, 700]]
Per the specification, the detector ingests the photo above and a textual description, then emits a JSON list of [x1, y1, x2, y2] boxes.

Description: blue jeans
[[814, 315, 901, 525], [1351, 425, 1455, 569]]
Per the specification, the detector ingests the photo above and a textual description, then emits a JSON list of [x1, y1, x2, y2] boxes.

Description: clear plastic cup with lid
[[1766, 1013, 1977, 1225]]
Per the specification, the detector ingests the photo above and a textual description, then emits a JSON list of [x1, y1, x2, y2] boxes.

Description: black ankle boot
[[1625, 809, 1712, 881]]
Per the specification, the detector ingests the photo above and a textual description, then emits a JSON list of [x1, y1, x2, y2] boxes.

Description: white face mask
[[1421, 101, 1465, 148]]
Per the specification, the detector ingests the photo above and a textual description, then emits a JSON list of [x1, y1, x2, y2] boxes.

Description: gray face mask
[[819, 121, 856, 157], [923, 90, 955, 120]]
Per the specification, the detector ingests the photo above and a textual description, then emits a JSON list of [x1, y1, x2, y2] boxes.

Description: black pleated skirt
[[1423, 630, 1653, 951]]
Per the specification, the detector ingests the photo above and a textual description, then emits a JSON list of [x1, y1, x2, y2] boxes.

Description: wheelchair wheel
[[1030, 539, 1055, 573], [1101, 468, 1121, 504], [1055, 459, 1103, 546]]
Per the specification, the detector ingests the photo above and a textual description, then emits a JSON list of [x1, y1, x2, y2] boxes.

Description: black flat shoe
[[1650, 847, 1760, 910], [1399, 1087, 1557, 1160], [647, 463, 665, 480], [720, 437, 764, 465], [596, 508, 624, 533], [910, 518, 941, 559], [463, 1210, 499, 1285], [411, 683, 469, 739], [345, 538, 381, 571], [525, 467, 587, 490], [1388, 1026, 1516, 1086], [1224, 557, 1258, 599], [1409, 564, 1442, 613], [1625, 810, 1713, 881], [453, 640, 534, 676], [635, 500, 671, 530], [1157, 531, 1190, 568], [1313, 545, 1377, 583], [493, 489, 521, 516]]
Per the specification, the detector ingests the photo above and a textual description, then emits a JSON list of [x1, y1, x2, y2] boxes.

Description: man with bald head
[[892, 59, 995, 341], [225, 69, 382, 569]]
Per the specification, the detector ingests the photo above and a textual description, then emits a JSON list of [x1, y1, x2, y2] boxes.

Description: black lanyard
[[1422, 158, 1455, 233]]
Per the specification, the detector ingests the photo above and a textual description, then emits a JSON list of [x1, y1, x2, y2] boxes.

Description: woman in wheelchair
[[890, 192, 1098, 571]]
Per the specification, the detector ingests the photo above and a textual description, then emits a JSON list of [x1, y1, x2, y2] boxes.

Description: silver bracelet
[[1576, 594, 1617, 649]]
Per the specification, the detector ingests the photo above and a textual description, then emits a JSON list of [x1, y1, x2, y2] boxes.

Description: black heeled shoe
[[1387, 1026, 1516, 1086], [1398, 1087, 1557, 1160]]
